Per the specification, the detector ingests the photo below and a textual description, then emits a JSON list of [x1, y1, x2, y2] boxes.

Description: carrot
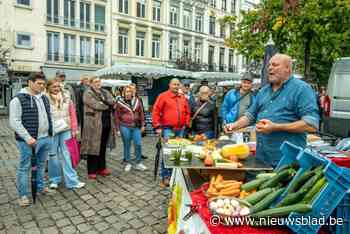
[[221, 180, 240, 184], [216, 182, 241, 190], [219, 183, 242, 192], [214, 175, 223, 185], [219, 189, 240, 196], [208, 176, 216, 190]]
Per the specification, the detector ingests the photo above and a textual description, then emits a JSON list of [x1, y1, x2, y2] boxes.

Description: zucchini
[[276, 190, 307, 207], [299, 169, 324, 193], [286, 170, 315, 194], [251, 204, 312, 218], [259, 169, 296, 190], [243, 188, 274, 205], [274, 163, 299, 173], [241, 177, 269, 192], [250, 188, 285, 214], [302, 177, 327, 204], [256, 172, 277, 179]]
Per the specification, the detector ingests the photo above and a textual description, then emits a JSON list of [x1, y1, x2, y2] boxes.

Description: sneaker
[[88, 174, 97, 180], [18, 196, 30, 207], [98, 169, 112, 177], [49, 183, 58, 189], [124, 163, 132, 172], [73, 182, 86, 189], [141, 155, 148, 159], [135, 163, 147, 171], [38, 187, 55, 195], [160, 178, 170, 188]]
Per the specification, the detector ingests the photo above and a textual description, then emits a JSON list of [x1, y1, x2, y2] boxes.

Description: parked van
[[323, 57, 350, 137]]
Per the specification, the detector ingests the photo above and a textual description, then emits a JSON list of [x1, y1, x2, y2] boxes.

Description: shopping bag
[[65, 137, 80, 168]]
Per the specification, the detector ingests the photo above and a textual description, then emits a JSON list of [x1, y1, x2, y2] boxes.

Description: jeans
[[48, 130, 80, 188], [120, 125, 142, 164], [16, 136, 51, 198], [160, 128, 185, 179]]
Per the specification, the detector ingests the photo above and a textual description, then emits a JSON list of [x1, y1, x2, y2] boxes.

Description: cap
[[241, 72, 254, 82], [56, 70, 66, 77], [201, 79, 209, 84], [182, 80, 191, 86]]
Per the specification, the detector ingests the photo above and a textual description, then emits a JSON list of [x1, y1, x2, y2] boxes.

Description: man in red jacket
[[152, 78, 191, 187]]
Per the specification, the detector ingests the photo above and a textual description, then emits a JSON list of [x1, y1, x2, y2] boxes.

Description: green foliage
[[226, 0, 350, 84]]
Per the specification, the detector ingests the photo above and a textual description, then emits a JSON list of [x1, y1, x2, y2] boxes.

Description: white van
[[324, 57, 350, 137]]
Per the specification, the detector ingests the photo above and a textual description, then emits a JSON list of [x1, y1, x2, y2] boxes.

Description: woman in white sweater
[[46, 78, 85, 189]]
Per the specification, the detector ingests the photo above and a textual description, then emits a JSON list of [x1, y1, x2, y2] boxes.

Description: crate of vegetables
[[334, 191, 350, 234], [238, 141, 350, 234]]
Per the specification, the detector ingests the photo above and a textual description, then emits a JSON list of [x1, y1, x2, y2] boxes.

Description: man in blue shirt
[[226, 54, 319, 166], [221, 72, 256, 127]]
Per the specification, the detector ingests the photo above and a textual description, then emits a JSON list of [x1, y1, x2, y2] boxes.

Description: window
[[183, 40, 190, 58], [229, 49, 234, 72], [136, 32, 145, 57], [221, 0, 226, 10], [80, 36, 91, 64], [80, 2, 91, 30], [64, 34, 76, 63], [17, 0, 30, 6], [47, 0, 59, 23], [195, 13, 203, 32], [209, 16, 216, 35], [152, 35, 160, 58], [183, 10, 192, 30], [16, 33, 32, 48], [208, 46, 215, 71], [219, 47, 225, 71], [220, 24, 225, 38], [119, 0, 128, 14], [170, 6, 179, 26], [194, 42, 202, 63], [209, 0, 216, 8], [118, 28, 128, 55], [137, 0, 146, 18], [153, 1, 161, 22], [95, 5, 106, 32], [231, 0, 236, 13], [95, 39, 105, 65], [47, 32, 60, 62], [64, 0, 75, 27], [169, 37, 178, 60]]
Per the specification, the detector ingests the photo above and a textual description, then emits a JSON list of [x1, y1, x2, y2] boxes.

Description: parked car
[[323, 57, 350, 137]]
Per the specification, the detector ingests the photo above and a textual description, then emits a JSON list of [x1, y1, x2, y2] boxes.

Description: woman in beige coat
[[80, 77, 115, 179]]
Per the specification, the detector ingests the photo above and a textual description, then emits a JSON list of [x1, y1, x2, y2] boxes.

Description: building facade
[[0, 0, 257, 112]]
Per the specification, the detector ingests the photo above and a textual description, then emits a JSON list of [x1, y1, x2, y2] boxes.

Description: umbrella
[[261, 35, 278, 86], [153, 137, 162, 181], [31, 147, 37, 204]]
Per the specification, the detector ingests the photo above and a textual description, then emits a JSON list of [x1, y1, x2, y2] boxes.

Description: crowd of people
[[9, 52, 321, 207]]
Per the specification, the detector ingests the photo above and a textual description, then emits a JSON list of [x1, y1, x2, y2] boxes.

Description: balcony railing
[[47, 53, 105, 66], [46, 15, 106, 33]]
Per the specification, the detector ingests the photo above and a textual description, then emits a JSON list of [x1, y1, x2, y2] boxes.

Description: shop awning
[[95, 63, 193, 79]]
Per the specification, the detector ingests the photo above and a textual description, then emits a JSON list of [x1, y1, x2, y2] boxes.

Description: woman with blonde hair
[[46, 78, 85, 189]]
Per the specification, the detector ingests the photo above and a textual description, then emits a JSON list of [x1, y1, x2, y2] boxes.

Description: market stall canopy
[[218, 79, 261, 86], [193, 72, 242, 81], [101, 79, 131, 87], [95, 63, 193, 79]]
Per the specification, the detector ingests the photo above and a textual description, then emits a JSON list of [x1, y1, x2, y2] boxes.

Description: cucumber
[[259, 169, 296, 190], [286, 170, 315, 194], [276, 190, 307, 207], [302, 177, 327, 204], [241, 177, 269, 192], [251, 204, 312, 218], [243, 188, 273, 205], [299, 169, 324, 192], [250, 188, 285, 214], [256, 172, 277, 179]]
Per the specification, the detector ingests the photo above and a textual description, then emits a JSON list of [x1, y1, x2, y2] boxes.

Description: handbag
[[189, 101, 208, 129], [53, 119, 69, 135], [65, 137, 80, 168]]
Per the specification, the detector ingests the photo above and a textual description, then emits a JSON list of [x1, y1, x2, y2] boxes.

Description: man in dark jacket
[[9, 73, 53, 207]]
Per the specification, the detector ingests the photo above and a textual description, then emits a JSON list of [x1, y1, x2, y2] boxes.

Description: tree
[[225, 0, 350, 84]]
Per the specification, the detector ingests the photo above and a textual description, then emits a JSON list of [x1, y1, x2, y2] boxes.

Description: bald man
[[226, 54, 319, 166], [152, 78, 191, 187]]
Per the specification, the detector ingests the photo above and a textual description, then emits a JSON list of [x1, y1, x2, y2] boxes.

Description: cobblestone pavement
[[0, 118, 169, 234]]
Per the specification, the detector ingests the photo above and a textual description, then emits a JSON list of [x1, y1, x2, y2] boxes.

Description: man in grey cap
[[221, 71, 256, 132], [55, 70, 76, 104]]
